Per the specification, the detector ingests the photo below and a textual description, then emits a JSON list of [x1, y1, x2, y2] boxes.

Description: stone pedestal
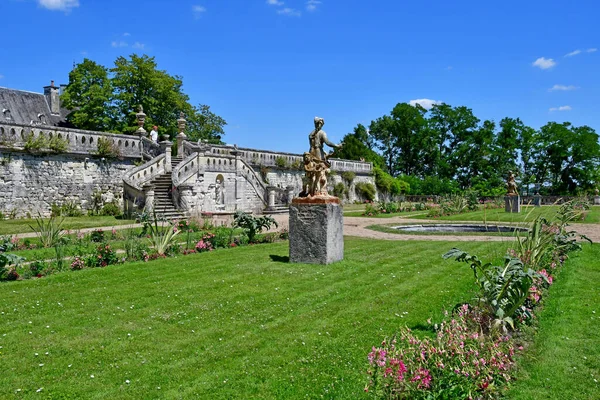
[[533, 194, 542, 207], [505, 195, 521, 213], [595, 196, 600, 206], [289, 197, 344, 264]]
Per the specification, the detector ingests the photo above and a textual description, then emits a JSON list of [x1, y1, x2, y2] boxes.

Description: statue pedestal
[[289, 197, 344, 264], [594, 196, 600, 206], [505, 195, 521, 213], [533, 194, 542, 207]]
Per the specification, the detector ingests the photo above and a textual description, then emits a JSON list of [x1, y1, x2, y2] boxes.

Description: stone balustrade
[[0, 121, 143, 158], [200, 143, 373, 174]]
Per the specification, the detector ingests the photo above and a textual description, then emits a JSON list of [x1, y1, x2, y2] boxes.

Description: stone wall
[[0, 149, 134, 217]]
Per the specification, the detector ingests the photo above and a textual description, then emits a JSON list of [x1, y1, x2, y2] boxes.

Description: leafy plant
[[49, 135, 69, 152], [100, 201, 122, 216], [275, 156, 288, 169], [355, 182, 376, 202], [29, 214, 65, 248], [90, 229, 105, 243], [341, 171, 356, 184], [333, 182, 347, 199], [86, 243, 119, 267], [96, 136, 122, 158], [443, 248, 544, 331], [233, 211, 277, 243], [23, 132, 49, 153], [0, 253, 24, 281], [147, 212, 180, 256]]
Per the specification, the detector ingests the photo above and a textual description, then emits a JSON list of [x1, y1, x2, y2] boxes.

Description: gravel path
[[9, 214, 599, 243]]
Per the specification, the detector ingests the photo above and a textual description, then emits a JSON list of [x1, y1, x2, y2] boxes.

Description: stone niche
[[289, 197, 344, 264]]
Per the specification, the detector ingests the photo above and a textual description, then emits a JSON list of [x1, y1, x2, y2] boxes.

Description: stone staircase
[[151, 156, 187, 220], [265, 205, 290, 214]]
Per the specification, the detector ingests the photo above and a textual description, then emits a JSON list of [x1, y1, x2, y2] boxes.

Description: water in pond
[[393, 224, 529, 233]]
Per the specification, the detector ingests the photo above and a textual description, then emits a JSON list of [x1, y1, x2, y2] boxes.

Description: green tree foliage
[[61, 59, 116, 131], [336, 124, 385, 168], [339, 102, 600, 195], [61, 55, 226, 142], [532, 122, 600, 194]]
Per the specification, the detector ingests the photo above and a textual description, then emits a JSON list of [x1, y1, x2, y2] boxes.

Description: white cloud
[[192, 5, 206, 18], [80, 51, 87, 56], [111, 41, 128, 48], [532, 57, 556, 69], [409, 99, 441, 110], [38, 0, 79, 12], [306, 0, 321, 11], [267, 0, 284, 5], [0, 74, 4, 80], [123, 32, 131, 37], [132, 42, 145, 50], [587, 48, 597, 53], [565, 49, 581, 57], [548, 84, 579, 91], [277, 7, 301, 16], [549, 105, 572, 112]]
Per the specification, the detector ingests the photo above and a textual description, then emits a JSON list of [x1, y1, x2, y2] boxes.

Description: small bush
[[100, 201, 122, 217], [275, 156, 288, 169], [90, 229, 105, 243], [341, 171, 356, 184], [23, 132, 49, 153], [333, 182, 347, 199], [96, 136, 122, 159], [356, 182, 376, 202], [86, 243, 119, 268]]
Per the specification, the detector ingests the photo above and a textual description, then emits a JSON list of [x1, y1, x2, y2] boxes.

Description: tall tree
[[185, 104, 227, 143], [61, 59, 116, 131], [111, 54, 192, 138], [369, 103, 428, 176], [532, 122, 600, 193], [336, 124, 385, 168]]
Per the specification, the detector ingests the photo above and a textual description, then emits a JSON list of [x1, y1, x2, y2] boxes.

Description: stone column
[[267, 186, 276, 209], [161, 142, 173, 172], [177, 184, 193, 213], [533, 194, 542, 207], [143, 184, 155, 213]]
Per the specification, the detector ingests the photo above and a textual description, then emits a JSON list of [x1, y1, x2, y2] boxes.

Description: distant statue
[[300, 117, 342, 197], [506, 171, 518, 196], [215, 176, 225, 205]]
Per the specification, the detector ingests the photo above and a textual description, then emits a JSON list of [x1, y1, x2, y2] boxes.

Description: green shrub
[[0, 253, 24, 281], [275, 156, 288, 169], [333, 182, 347, 198], [49, 135, 68, 152], [233, 211, 277, 243], [86, 243, 119, 267], [341, 171, 355, 184], [355, 182, 376, 202], [29, 214, 65, 248], [96, 137, 121, 158], [100, 201, 122, 216], [90, 229, 105, 243], [23, 132, 49, 153]]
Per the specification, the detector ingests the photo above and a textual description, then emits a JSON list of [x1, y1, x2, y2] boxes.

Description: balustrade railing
[[0, 121, 143, 158]]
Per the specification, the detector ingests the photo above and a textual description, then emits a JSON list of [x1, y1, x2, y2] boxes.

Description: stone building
[[0, 81, 70, 127], [0, 83, 375, 219]]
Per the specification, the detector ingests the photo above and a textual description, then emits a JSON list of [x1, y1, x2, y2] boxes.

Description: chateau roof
[[0, 86, 70, 127]]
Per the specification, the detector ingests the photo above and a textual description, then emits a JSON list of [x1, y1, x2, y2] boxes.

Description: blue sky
[[1, 0, 599, 154]]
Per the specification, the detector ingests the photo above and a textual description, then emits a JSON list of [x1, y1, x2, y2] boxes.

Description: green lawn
[[1, 239, 597, 399], [410, 205, 600, 224], [0, 238, 502, 399], [507, 243, 600, 399], [0, 216, 136, 236]]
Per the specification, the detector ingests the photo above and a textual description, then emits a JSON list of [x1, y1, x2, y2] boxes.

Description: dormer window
[[2, 108, 10, 121], [38, 113, 47, 125]]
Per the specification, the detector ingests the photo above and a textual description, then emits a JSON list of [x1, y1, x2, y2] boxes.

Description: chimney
[[43, 80, 60, 115]]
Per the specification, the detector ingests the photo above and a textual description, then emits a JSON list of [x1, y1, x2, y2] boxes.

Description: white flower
[[90, 374, 95, 378], [36, 388, 43, 393], [125, 380, 130, 384]]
